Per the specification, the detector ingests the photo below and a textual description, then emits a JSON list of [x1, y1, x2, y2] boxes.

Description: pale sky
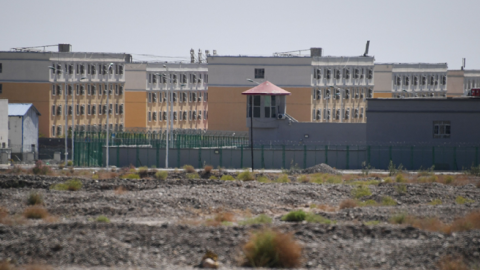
[[1, 0, 479, 69]]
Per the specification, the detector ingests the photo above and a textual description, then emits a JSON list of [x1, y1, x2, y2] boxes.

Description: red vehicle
[[471, 88, 480, 96]]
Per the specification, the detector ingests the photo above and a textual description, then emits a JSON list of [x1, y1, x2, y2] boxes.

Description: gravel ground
[[1, 173, 480, 269]]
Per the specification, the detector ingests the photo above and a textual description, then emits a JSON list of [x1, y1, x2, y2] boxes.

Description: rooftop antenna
[[461, 58, 466, 70], [363, 40, 370, 57]]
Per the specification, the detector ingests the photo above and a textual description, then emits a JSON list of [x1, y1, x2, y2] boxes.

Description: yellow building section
[[125, 91, 147, 129], [0, 82, 51, 137], [373, 92, 393, 98], [208, 86, 311, 131]]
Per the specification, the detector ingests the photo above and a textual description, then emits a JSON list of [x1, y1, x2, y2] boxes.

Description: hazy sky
[[1, 0, 479, 69]]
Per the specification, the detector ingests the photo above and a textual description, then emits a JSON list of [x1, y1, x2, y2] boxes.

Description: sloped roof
[[241, 81, 291, 96], [8, 103, 41, 116]]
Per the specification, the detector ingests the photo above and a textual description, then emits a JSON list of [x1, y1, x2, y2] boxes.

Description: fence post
[[325, 145, 328, 165], [240, 145, 243, 168], [303, 145, 307, 169], [282, 145, 285, 169], [346, 145, 350, 170], [261, 145, 265, 169], [432, 146, 435, 168]]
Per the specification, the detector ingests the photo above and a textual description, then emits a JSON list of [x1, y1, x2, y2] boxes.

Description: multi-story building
[[0, 44, 131, 137], [446, 69, 480, 97], [373, 63, 448, 98], [207, 48, 374, 132], [124, 62, 208, 130]]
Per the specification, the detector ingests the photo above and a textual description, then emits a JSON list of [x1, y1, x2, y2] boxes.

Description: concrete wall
[[8, 116, 22, 152], [0, 99, 8, 148], [366, 98, 480, 144], [23, 106, 39, 154], [447, 70, 465, 97]]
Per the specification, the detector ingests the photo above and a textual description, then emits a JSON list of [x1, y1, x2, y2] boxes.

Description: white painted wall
[[0, 99, 8, 148], [8, 106, 39, 153]]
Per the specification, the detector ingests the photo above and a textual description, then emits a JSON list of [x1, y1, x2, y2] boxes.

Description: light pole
[[105, 62, 114, 169], [49, 65, 69, 165], [246, 78, 260, 172]]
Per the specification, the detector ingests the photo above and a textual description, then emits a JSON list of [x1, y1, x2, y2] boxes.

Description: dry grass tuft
[[437, 255, 468, 270], [206, 211, 236, 226], [114, 186, 128, 195], [27, 192, 43, 206], [242, 228, 302, 268], [448, 211, 480, 233], [339, 199, 358, 209], [389, 211, 480, 234], [0, 207, 27, 226], [316, 204, 337, 212], [203, 165, 213, 173], [23, 206, 49, 220], [183, 165, 196, 173]]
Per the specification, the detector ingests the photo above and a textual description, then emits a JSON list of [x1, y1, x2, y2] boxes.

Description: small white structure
[[8, 103, 41, 160], [0, 99, 8, 149]]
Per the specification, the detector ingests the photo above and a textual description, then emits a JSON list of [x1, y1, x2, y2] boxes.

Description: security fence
[[73, 131, 480, 171]]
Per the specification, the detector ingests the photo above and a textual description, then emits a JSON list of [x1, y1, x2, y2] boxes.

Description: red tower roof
[[241, 81, 291, 96]]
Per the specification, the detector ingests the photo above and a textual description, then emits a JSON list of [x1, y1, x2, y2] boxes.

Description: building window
[[254, 68, 265, 79], [91, 85, 96, 95], [92, 105, 96, 115], [52, 126, 55, 136], [52, 105, 56, 116], [118, 85, 123, 95], [313, 68, 321, 79], [413, 76, 418, 86], [153, 93, 157, 102], [57, 105, 62, 116], [421, 76, 427, 85], [88, 104, 91, 115], [173, 92, 177, 102], [109, 104, 113, 114], [80, 105, 85, 115], [182, 111, 187, 121], [57, 126, 62, 136], [441, 76, 447, 85], [163, 111, 167, 121], [343, 68, 350, 79], [326, 69, 331, 80], [148, 112, 151, 122], [152, 112, 157, 121], [173, 111, 178, 121], [115, 104, 119, 114], [0, 63, 2, 73], [335, 69, 341, 80], [120, 104, 124, 115]]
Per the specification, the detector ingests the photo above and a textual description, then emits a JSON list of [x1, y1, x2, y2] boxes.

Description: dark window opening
[[254, 68, 265, 79]]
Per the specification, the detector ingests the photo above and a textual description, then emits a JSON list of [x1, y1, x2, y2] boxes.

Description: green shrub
[[124, 173, 140, 179], [297, 175, 310, 183], [466, 164, 480, 176], [325, 175, 342, 184], [388, 161, 403, 176], [239, 214, 272, 225], [209, 175, 218, 180], [395, 174, 407, 183], [50, 179, 83, 191], [183, 165, 196, 173], [349, 180, 380, 186], [186, 173, 200, 179], [390, 213, 407, 224], [305, 213, 335, 224], [138, 166, 149, 178], [456, 196, 474, 204], [32, 160, 53, 175], [237, 170, 255, 181], [155, 171, 168, 180], [364, 220, 380, 226], [275, 174, 290, 183], [96, 215, 110, 223], [418, 165, 435, 176], [358, 199, 378, 207], [429, 199, 442, 206], [396, 184, 407, 194], [383, 177, 393, 183], [445, 175, 454, 184], [67, 161, 73, 166], [27, 192, 43, 205], [351, 186, 372, 199], [257, 176, 271, 183], [281, 210, 306, 222], [381, 196, 397, 206], [220, 175, 235, 181], [242, 228, 301, 268]]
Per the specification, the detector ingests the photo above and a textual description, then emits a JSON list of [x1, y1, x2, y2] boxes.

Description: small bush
[[155, 171, 168, 180], [209, 175, 218, 180], [281, 210, 306, 222], [257, 176, 271, 183], [429, 199, 442, 206], [437, 255, 468, 270], [137, 166, 149, 178], [275, 174, 290, 183], [351, 186, 371, 199], [325, 175, 342, 184], [240, 214, 272, 225], [206, 212, 235, 226], [381, 196, 397, 206], [383, 177, 393, 183], [124, 173, 140, 179], [358, 199, 378, 207], [96, 215, 110, 223], [186, 173, 200, 179], [395, 174, 407, 183], [23, 206, 48, 219], [388, 161, 403, 176], [444, 175, 454, 184], [364, 220, 380, 226], [449, 211, 480, 233], [456, 196, 474, 204], [67, 161, 73, 166], [50, 179, 82, 191], [396, 184, 407, 194], [183, 165, 196, 173], [339, 199, 358, 209], [237, 170, 255, 181], [220, 175, 235, 181], [242, 228, 302, 268], [390, 213, 408, 224], [27, 192, 43, 206], [297, 175, 310, 183], [31, 160, 53, 176], [305, 213, 335, 224], [203, 165, 213, 173]]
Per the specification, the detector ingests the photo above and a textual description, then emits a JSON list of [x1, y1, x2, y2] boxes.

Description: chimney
[[58, 44, 71, 52], [310, 48, 322, 57]]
